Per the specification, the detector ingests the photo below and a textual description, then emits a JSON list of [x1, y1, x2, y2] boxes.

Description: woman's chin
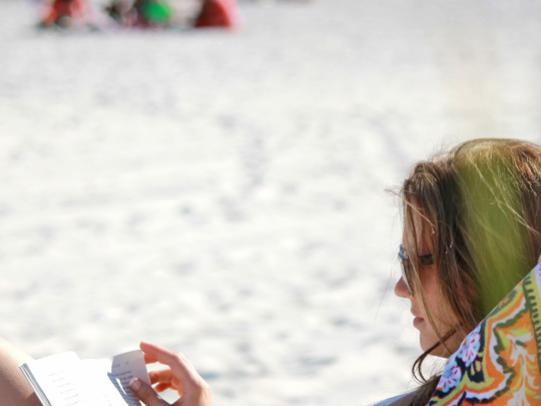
[[420, 335, 459, 358], [419, 333, 442, 355], [419, 337, 431, 353]]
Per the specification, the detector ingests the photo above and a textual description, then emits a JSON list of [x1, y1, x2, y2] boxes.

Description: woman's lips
[[413, 317, 424, 328]]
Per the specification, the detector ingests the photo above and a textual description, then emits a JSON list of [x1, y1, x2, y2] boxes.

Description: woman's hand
[[129, 341, 212, 406]]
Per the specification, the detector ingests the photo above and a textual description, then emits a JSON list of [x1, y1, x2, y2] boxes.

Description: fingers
[[154, 382, 171, 393], [149, 370, 173, 392], [149, 369, 173, 384], [139, 341, 211, 405], [144, 353, 159, 364], [129, 378, 168, 406], [139, 342, 199, 385]]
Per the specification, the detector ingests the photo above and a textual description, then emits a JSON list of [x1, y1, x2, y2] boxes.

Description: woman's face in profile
[[394, 213, 461, 357]]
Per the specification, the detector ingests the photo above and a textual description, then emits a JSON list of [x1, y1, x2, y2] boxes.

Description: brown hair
[[400, 138, 541, 404]]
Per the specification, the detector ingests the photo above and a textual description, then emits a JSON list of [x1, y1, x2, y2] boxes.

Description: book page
[[81, 350, 150, 406], [21, 350, 150, 406], [20, 352, 92, 406]]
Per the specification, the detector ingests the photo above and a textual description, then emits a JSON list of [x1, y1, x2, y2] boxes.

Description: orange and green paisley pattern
[[428, 263, 541, 405]]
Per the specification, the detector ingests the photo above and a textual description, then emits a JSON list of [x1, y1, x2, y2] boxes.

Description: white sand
[[1, 0, 541, 404]]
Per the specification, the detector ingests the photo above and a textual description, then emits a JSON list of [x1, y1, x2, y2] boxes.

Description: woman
[[378, 138, 541, 404], [2, 138, 541, 405]]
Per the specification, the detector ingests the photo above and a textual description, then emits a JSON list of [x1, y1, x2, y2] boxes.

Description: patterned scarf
[[428, 262, 541, 404]]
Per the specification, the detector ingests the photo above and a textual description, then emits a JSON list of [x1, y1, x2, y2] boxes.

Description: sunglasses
[[398, 244, 434, 293]]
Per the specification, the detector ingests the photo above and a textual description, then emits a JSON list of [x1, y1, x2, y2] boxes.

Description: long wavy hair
[[400, 138, 541, 404]]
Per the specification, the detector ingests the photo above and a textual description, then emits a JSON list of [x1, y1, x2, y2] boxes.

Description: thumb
[[129, 377, 168, 406]]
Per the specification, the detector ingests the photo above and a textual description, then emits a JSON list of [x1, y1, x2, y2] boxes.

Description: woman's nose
[[394, 276, 410, 298]]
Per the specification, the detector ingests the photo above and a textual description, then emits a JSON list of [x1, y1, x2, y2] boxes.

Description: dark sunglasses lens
[[398, 244, 407, 260]]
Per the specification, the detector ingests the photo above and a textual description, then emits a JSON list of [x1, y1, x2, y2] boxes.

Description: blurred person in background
[[103, 0, 237, 29], [38, 0, 87, 28], [104, 0, 173, 27], [193, 0, 238, 29], [132, 0, 173, 27], [104, 0, 134, 25]]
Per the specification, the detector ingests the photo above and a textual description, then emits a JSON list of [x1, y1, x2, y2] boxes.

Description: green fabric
[[455, 146, 530, 318], [141, 0, 171, 24]]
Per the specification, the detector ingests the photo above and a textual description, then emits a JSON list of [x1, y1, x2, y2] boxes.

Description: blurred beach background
[[1, 0, 541, 404]]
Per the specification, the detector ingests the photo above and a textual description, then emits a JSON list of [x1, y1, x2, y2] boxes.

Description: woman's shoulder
[[370, 390, 416, 406]]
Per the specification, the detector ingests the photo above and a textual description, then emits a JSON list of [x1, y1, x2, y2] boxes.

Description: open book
[[19, 350, 150, 406]]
